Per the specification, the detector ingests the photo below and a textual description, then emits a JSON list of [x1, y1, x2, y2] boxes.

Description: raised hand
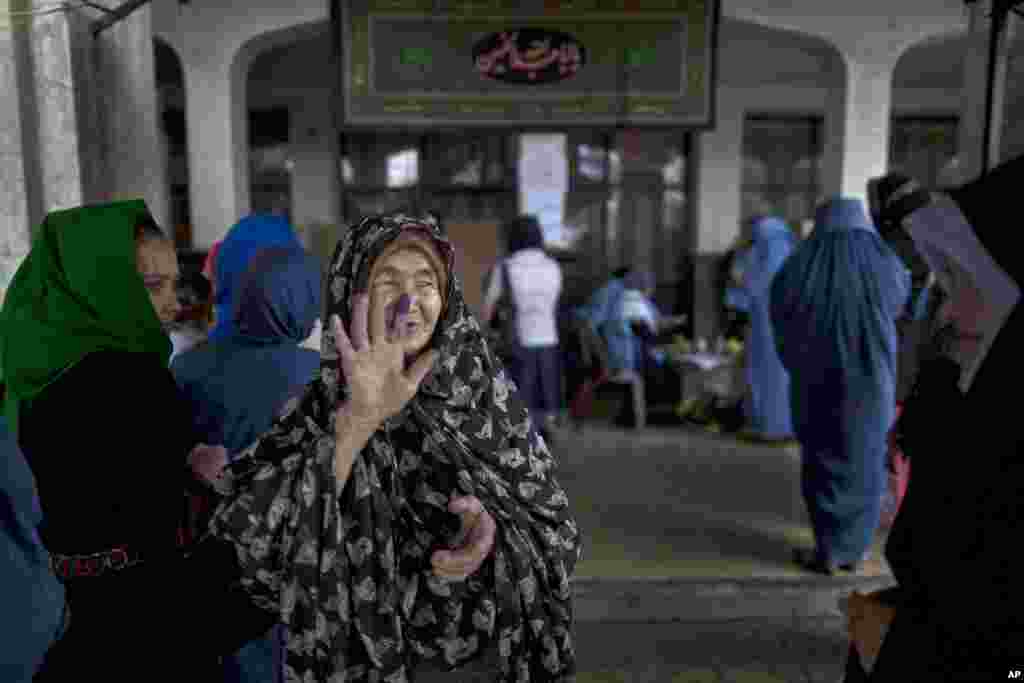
[[331, 292, 439, 431]]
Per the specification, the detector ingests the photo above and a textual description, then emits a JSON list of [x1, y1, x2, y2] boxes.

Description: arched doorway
[[154, 37, 190, 247]]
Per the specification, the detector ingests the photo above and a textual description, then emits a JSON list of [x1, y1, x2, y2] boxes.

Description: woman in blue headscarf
[[172, 246, 322, 683], [210, 214, 304, 341], [740, 216, 796, 442], [770, 198, 909, 575]]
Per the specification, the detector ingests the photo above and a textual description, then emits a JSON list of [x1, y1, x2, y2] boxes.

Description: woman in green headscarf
[[0, 201, 275, 682]]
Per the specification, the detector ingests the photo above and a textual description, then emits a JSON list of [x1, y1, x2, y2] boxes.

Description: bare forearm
[[333, 406, 379, 489]]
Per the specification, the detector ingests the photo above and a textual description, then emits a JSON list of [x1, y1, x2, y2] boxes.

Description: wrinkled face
[[368, 247, 443, 356], [136, 238, 181, 327]]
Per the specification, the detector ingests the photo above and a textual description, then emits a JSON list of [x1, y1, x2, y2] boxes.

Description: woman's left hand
[[431, 496, 496, 581], [843, 591, 896, 669], [188, 443, 228, 486]]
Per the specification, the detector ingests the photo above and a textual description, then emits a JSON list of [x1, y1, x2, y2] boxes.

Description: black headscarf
[[504, 215, 545, 254], [206, 213, 581, 682]]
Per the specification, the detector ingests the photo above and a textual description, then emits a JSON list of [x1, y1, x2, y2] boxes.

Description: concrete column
[[822, 52, 895, 202], [86, 5, 170, 228], [692, 85, 744, 340], [1, 0, 34, 298], [289, 89, 341, 250], [183, 58, 251, 249], [1, 1, 89, 298]]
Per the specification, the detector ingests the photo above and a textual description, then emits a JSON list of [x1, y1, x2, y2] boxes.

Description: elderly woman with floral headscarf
[[841, 159, 1024, 681], [205, 213, 581, 682]]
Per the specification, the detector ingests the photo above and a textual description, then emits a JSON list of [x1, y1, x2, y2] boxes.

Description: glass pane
[[342, 190, 415, 221], [662, 188, 688, 280], [889, 118, 958, 190], [341, 134, 420, 188], [742, 116, 822, 223], [422, 132, 515, 187], [563, 189, 608, 277], [422, 191, 517, 223], [612, 130, 686, 185], [569, 130, 609, 185]]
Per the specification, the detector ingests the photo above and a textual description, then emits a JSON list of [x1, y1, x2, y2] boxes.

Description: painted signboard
[[338, 0, 720, 128]]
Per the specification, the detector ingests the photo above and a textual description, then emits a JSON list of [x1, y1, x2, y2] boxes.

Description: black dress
[[864, 307, 1024, 681], [19, 351, 275, 682]]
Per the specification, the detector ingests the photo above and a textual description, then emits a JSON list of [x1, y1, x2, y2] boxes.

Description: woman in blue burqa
[[209, 214, 304, 342], [172, 246, 322, 683], [739, 216, 796, 442], [770, 198, 909, 574]]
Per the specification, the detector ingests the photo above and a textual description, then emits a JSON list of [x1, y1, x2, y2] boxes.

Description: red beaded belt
[[50, 546, 144, 580]]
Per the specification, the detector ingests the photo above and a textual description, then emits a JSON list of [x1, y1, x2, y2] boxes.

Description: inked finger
[[351, 294, 370, 351], [370, 291, 389, 347]]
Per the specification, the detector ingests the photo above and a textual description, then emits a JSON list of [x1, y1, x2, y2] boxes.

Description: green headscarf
[[0, 200, 172, 436]]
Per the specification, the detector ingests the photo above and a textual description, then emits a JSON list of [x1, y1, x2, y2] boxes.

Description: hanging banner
[[338, 0, 720, 128]]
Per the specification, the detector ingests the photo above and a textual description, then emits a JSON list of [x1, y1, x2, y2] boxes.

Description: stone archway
[[154, 37, 191, 246]]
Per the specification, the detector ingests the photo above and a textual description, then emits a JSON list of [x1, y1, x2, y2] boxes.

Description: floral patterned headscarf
[[207, 213, 581, 682]]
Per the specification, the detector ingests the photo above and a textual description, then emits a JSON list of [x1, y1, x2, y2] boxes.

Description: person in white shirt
[[482, 215, 563, 440]]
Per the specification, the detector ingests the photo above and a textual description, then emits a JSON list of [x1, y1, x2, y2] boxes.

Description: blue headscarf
[[1, 410, 65, 682], [172, 246, 321, 458], [210, 214, 303, 341], [742, 216, 795, 439], [770, 197, 909, 566]]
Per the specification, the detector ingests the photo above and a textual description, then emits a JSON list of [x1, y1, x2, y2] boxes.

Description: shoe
[[793, 548, 861, 575]]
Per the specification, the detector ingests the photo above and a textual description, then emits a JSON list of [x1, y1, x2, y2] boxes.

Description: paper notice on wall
[[519, 133, 568, 245], [519, 133, 568, 192]]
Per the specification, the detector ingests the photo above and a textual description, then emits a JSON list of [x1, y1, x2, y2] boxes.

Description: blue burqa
[[210, 214, 303, 342], [1, 413, 65, 683], [770, 198, 909, 566], [172, 246, 321, 683], [173, 246, 321, 459], [742, 217, 795, 439]]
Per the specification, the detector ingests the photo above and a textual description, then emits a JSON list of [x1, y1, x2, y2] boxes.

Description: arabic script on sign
[[473, 28, 585, 85]]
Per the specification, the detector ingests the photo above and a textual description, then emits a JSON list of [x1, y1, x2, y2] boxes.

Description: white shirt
[[482, 249, 562, 348]]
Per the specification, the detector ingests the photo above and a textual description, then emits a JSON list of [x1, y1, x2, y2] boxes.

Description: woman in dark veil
[[206, 212, 581, 682], [847, 158, 1024, 680]]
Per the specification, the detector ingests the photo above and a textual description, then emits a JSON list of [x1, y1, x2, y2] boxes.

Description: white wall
[[150, 0, 968, 253]]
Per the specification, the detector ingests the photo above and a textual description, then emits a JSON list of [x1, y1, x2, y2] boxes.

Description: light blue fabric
[[575, 278, 625, 336], [606, 288, 664, 373], [770, 198, 910, 565], [741, 218, 796, 439], [210, 214, 303, 342], [725, 246, 754, 313], [173, 246, 321, 459], [1, 413, 65, 683]]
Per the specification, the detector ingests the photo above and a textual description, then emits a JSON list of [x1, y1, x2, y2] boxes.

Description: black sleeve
[[182, 536, 279, 656]]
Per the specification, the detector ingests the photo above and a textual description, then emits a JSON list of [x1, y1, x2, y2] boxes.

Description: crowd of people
[[2, 151, 1022, 681], [0, 208, 581, 682]]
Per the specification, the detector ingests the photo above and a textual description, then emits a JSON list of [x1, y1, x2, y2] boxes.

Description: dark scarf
[[206, 213, 581, 682]]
